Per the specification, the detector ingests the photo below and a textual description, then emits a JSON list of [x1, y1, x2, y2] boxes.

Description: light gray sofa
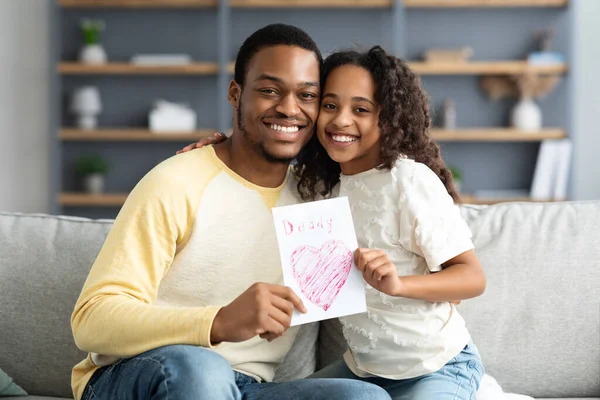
[[0, 201, 599, 399]]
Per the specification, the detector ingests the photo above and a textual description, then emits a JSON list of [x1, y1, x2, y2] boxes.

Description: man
[[70, 24, 390, 400]]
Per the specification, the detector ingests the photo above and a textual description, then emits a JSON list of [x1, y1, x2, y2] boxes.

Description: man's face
[[229, 45, 321, 164]]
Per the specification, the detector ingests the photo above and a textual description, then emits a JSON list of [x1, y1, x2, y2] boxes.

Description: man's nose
[[275, 94, 301, 117]]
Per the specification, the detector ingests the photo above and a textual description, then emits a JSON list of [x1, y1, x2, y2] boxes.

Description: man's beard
[[237, 103, 296, 165]]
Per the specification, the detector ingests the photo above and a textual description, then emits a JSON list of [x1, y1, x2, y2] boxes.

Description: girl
[[183, 45, 486, 400]]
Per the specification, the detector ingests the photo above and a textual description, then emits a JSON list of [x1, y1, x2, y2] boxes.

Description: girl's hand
[[176, 132, 227, 155], [355, 248, 403, 296]]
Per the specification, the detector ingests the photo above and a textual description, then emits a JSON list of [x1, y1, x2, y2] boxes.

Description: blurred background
[[0, 0, 597, 219]]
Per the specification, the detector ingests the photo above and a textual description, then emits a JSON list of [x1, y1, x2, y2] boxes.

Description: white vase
[[79, 44, 107, 65], [83, 174, 105, 194], [511, 98, 542, 132]]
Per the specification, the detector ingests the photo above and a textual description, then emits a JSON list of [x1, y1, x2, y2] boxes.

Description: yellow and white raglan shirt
[[70, 146, 303, 400]]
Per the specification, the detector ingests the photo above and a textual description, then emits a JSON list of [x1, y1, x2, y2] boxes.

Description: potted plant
[[449, 165, 463, 193], [79, 19, 107, 64], [74, 154, 110, 194]]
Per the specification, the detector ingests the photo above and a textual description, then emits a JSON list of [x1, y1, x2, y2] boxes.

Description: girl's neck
[[339, 151, 383, 176]]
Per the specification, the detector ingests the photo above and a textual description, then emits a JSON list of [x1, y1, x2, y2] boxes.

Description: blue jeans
[[310, 342, 484, 400], [82, 344, 391, 400]]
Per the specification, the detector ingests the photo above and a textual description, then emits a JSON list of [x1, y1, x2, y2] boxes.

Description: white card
[[272, 197, 367, 326]]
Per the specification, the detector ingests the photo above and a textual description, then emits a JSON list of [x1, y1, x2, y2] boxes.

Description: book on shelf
[[530, 139, 572, 200]]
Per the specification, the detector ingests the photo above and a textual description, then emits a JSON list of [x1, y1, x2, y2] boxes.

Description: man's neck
[[213, 135, 291, 189]]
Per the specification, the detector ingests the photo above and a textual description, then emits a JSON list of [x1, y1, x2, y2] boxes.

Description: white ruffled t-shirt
[[338, 158, 474, 380]]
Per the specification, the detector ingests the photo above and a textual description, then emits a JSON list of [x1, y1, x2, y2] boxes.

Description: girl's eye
[[323, 103, 336, 110], [355, 107, 369, 113]]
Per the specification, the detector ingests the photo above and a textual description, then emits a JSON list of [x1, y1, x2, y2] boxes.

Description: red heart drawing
[[290, 240, 352, 311]]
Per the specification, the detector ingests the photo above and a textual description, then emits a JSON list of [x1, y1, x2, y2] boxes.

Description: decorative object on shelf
[[79, 19, 107, 64], [74, 154, 110, 194], [131, 54, 193, 66], [442, 98, 457, 129], [449, 165, 463, 193], [70, 86, 102, 130], [149, 100, 197, 133], [528, 26, 565, 66], [480, 71, 560, 131], [423, 47, 474, 63], [530, 139, 572, 200]]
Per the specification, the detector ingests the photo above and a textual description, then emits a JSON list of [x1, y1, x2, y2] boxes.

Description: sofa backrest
[[319, 201, 600, 398], [2, 201, 599, 398], [0, 211, 318, 398]]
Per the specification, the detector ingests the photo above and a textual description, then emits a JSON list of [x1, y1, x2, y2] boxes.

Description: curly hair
[[295, 45, 459, 202]]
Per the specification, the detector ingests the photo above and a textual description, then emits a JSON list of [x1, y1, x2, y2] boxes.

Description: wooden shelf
[[60, 129, 216, 141], [59, 193, 129, 207], [404, 0, 568, 8], [430, 128, 566, 142], [230, 0, 391, 7], [58, 62, 219, 75], [411, 61, 567, 75], [58, 0, 217, 8], [228, 61, 566, 76]]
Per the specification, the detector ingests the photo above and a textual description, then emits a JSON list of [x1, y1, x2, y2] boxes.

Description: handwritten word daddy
[[282, 216, 333, 235]]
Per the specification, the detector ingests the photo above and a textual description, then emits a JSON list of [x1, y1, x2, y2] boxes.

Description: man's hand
[[355, 248, 403, 297], [176, 132, 227, 155], [210, 283, 306, 345]]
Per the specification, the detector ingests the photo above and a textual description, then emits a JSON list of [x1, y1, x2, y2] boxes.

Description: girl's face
[[317, 65, 382, 175]]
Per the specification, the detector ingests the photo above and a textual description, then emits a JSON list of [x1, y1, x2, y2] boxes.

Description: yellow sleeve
[[71, 149, 221, 357]]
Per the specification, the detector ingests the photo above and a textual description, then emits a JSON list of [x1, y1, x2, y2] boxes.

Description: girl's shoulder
[[391, 158, 441, 190]]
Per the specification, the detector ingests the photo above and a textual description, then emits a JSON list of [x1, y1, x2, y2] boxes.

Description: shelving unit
[[229, 0, 392, 8], [430, 128, 566, 142], [58, 62, 220, 75], [228, 61, 567, 75], [54, 0, 572, 216], [404, 0, 569, 8], [58, 0, 217, 8], [59, 193, 129, 207], [59, 129, 215, 141], [58, 192, 561, 207]]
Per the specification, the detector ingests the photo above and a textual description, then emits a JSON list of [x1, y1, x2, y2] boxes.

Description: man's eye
[[260, 89, 277, 94], [301, 93, 317, 99]]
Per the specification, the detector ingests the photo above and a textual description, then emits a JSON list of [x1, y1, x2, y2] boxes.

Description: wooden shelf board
[[60, 129, 216, 141], [404, 0, 568, 8], [230, 0, 391, 7], [459, 195, 563, 205], [58, 0, 217, 8], [59, 193, 129, 207], [411, 61, 567, 75], [430, 128, 566, 142], [229, 61, 566, 76], [58, 62, 219, 75]]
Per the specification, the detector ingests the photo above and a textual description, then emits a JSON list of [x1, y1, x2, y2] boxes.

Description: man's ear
[[228, 80, 241, 108]]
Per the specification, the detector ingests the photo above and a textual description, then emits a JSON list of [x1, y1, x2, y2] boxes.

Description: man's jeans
[[82, 344, 391, 400]]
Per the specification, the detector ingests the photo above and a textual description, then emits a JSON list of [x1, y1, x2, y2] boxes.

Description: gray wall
[[0, 0, 51, 213], [571, 0, 600, 200]]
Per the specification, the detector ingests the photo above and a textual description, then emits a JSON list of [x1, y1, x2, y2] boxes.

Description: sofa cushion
[[0, 212, 319, 397], [0, 367, 27, 396], [458, 202, 600, 398], [0, 213, 112, 398]]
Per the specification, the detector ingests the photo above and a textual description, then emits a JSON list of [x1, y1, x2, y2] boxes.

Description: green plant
[[449, 165, 463, 182], [80, 19, 105, 45], [74, 154, 110, 177]]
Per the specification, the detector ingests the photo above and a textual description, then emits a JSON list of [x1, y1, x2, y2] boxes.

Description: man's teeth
[[331, 134, 357, 143], [270, 124, 299, 133]]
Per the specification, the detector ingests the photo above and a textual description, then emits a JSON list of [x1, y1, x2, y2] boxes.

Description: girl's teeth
[[270, 124, 299, 133], [332, 135, 357, 143]]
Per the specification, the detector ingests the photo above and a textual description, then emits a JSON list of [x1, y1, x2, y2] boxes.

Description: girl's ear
[[228, 80, 241, 108]]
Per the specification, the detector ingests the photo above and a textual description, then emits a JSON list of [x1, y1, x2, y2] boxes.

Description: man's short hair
[[234, 23, 323, 87]]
